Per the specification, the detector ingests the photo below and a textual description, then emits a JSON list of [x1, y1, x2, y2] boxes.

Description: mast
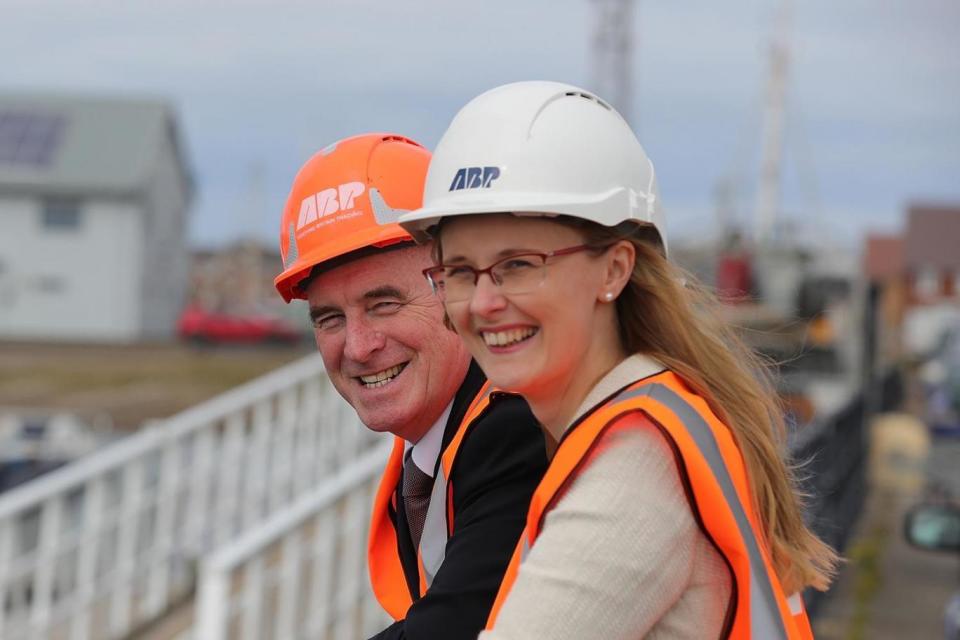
[[754, 0, 791, 246], [591, 0, 635, 125]]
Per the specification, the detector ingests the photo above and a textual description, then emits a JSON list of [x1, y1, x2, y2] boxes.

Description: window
[[0, 111, 66, 168], [915, 266, 940, 298], [42, 198, 82, 230]]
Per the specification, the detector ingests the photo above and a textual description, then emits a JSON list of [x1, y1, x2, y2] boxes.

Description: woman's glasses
[[422, 244, 595, 303]]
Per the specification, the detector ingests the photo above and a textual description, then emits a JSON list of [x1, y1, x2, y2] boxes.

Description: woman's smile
[[478, 325, 540, 350]]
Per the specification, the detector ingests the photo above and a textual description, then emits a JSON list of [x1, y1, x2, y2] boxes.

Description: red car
[[177, 306, 304, 345]]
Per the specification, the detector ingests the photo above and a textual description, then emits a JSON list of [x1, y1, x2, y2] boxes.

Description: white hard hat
[[398, 80, 666, 253]]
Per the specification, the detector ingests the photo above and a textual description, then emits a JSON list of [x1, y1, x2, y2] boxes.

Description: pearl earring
[[604, 292, 614, 301]]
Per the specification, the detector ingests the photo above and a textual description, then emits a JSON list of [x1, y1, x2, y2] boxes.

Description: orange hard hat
[[274, 133, 431, 301]]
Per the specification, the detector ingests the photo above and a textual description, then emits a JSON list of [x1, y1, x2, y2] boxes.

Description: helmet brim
[[274, 225, 411, 302]]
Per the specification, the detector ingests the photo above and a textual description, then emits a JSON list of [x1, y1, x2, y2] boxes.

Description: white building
[[0, 93, 193, 342]]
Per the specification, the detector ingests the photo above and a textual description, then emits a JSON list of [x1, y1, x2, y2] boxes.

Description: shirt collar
[[564, 353, 666, 434], [404, 400, 453, 478]]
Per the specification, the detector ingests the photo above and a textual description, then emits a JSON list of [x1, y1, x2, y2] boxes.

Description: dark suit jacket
[[369, 361, 546, 640]]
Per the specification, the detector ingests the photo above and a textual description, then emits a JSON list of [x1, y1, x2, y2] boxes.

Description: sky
[[1, 0, 957, 250]]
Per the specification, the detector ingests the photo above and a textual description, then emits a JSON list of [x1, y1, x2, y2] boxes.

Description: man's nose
[[468, 272, 508, 317], [343, 316, 386, 362]]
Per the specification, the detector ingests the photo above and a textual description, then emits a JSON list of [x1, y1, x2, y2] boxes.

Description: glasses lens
[[433, 266, 476, 302], [441, 265, 477, 302], [491, 254, 546, 295], [431, 254, 548, 303], [425, 269, 444, 298]]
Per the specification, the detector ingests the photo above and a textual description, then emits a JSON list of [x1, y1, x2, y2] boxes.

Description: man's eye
[[313, 314, 344, 330], [371, 301, 402, 315]]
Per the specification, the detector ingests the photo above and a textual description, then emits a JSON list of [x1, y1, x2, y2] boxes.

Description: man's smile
[[355, 362, 409, 389]]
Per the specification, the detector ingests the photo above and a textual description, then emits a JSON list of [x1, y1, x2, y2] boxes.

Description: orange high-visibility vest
[[368, 383, 494, 619], [486, 371, 814, 639]]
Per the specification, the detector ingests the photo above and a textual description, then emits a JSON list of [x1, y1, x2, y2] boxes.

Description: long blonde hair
[[575, 220, 838, 594]]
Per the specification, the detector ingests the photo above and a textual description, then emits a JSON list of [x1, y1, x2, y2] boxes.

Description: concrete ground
[[813, 413, 960, 640]]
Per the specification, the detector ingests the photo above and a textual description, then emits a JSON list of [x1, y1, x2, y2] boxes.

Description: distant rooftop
[[0, 92, 193, 198], [905, 204, 960, 271]]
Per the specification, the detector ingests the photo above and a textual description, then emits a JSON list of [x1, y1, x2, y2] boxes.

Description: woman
[[399, 81, 837, 639]]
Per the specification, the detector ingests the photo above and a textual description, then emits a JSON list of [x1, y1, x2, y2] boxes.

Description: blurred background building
[[0, 94, 193, 343], [865, 204, 960, 359]]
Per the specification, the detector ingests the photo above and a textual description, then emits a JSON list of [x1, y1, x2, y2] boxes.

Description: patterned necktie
[[402, 449, 434, 550]]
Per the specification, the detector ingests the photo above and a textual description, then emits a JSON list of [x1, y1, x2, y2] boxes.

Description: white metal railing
[[192, 438, 393, 640], [0, 352, 382, 640]]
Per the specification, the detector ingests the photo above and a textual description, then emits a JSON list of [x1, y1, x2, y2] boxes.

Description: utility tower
[[753, 0, 792, 246], [591, 0, 635, 125]]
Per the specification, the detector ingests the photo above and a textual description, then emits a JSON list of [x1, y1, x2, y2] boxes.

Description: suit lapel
[[394, 360, 488, 600]]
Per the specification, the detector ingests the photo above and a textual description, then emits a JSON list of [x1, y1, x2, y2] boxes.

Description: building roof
[[905, 204, 960, 271], [0, 92, 193, 199], [863, 233, 904, 282]]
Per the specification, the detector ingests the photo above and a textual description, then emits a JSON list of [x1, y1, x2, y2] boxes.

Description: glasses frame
[[422, 244, 596, 301]]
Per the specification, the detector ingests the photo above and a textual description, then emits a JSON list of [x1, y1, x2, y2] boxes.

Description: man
[[274, 133, 547, 640]]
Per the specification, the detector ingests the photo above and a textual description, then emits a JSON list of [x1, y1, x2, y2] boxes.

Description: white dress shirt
[[404, 401, 453, 478]]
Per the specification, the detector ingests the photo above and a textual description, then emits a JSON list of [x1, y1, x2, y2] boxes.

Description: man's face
[[305, 245, 471, 442]]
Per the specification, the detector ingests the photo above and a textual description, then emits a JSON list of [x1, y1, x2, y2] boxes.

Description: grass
[[0, 342, 313, 429], [846, 529, 886, 639], [843, 493, 894, 640]]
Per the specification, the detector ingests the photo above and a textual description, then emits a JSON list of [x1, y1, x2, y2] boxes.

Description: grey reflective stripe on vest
[[419, 463, 450, 586], [614, 383, 787, 639]]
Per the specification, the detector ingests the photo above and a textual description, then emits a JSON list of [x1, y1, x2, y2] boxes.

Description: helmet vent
[[564, 91, 612, 111], [381, 134, 423, 148]]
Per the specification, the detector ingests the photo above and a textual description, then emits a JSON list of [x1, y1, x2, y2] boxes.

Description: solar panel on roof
[[0, 110, 66, 168]]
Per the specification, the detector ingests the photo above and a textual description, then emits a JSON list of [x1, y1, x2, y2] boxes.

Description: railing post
[[214, 412, 246, 546], [195, 562, 229, 640], [274, 529, 303, 640], [338, 399, 362, 465], [299, 378, 325, 489], [334, 485, 367, 640], [185, 428, 215, 553], [243, 401, 272, 528], [110, 460, 144, 636], [0, 517, 12, 637], [269, 388, 297, 511], [290, 381, 311, 496], [317, 395, 340, 478], [240, 555, 264, 640], [70, 476, 104, 640], [30, 494, 63, 634], [306, 509, 336, 637], [146, 439, 180, 618]]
